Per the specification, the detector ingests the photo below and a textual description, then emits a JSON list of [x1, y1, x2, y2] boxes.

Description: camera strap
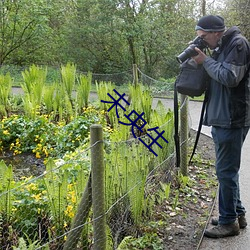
[[189, 91, 208, 164]]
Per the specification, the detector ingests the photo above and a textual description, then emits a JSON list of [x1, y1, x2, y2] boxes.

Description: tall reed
[[21, 65, 47, 118], [0, 73, 12, 116], [96, 81, 117, 127], [60, 63, 76, 103], [0, 161, 14, 222], [128, 83, 153, 124], [43, 84, 56, 114], [149, 100, 174, 161], [52, 82, 73, 122], [103, 84, 175, 238], [43, 159, 68, 233], [76, 72, 92, 112]]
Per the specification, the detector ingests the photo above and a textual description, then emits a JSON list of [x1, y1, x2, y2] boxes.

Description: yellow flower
[[14, 149, 21, 155], [43, 147, 49, 157], [3, 130, 9, 135], [32, 193, 42, 201], [26, 183, 37, 191], [71, 195, 76, 204], [65, 205, 74, 218], [36, 152, 41, 159]]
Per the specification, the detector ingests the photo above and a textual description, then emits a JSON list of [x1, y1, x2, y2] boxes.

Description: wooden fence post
[[91, 124, 106, 250], [133, 64, 138, 86], [63, 175, 92, 250]]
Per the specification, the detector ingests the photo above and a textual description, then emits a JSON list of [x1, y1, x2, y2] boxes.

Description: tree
[[63, 0, 129, 73], [0, 0, 230, 79], [0, 0, 48, 65], [66, 0, 200, 78], [220, 0, 250, 39]]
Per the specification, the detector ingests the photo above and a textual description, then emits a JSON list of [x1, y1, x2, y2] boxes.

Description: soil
[[158, 130, 217, 250], [0, 152, 45, 180]]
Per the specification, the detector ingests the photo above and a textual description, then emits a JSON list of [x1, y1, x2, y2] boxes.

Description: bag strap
[[174, 80, 181, 168]]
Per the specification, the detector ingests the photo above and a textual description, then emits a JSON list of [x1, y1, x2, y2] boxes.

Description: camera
[[176, 36, 208, 63]]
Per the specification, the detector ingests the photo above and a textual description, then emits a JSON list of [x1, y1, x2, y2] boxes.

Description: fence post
[[91, 124, 106, 250], [63, 175, 92, 250], [180, 94, 188, 176], [133, 64, 138, 86]]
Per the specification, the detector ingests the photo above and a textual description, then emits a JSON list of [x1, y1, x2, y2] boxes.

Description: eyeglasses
[[198, 32, 214, 40]]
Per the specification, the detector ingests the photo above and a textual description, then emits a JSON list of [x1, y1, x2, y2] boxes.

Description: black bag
[[174, 58, 209, 168], [175, 58, 208, 97]]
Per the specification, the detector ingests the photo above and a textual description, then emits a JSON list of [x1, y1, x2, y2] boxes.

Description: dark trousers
[[211, 126, 249, 225]]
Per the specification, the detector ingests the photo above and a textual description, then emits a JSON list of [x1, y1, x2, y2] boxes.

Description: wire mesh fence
[[0, 65, 190, 249], [0, 127, 177, 249]]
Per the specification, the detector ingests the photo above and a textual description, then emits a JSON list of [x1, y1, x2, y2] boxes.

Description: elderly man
[[192, 15, 250, 238]]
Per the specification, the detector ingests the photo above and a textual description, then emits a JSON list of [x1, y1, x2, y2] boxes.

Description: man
[[192, 15, 250, 238]]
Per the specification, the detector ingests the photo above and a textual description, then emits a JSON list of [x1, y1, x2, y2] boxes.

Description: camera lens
[[176, 44, 198, 63]]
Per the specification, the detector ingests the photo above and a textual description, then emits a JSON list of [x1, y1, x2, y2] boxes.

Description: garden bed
[[0, 129, 217, 250]]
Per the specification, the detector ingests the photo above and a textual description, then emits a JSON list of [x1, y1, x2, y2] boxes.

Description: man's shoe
[[211, 214, 247, 229], [204, 222, 240, 238], [238, 215, 248, 228]]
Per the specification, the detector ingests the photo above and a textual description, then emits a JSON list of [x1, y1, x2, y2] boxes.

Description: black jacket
[[203, 26, 250, 128]]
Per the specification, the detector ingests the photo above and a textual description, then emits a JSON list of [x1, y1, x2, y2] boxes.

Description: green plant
[[0, 161, 15, 222], [148, 100, 174, 161], [129, 83, 153, 124], [0, 73, 12, 117], [60, 62, 76, 102], [172, 190, 180, 210], [12, 176, 49, 241], [76, 72, 92, 111], [101, 84, 175, 247], [105, 139, 152, 222], [43, 159, 66, 213], [43, 84, 56, 114], [157, 182, 171, 203], [0, 104, 102, 157], [13, 233, 49, 250], [42, 156, 90, 228], [178, 173, 191, 189], [117, 233, 163, 250], [21, 65, 47, 118], [0, 115, 57, 157], [96, 81, 117, 127], [0, 80, 179, 248]]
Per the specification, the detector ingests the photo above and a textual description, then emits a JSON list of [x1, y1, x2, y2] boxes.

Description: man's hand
[[192, 47, 207, 64]]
